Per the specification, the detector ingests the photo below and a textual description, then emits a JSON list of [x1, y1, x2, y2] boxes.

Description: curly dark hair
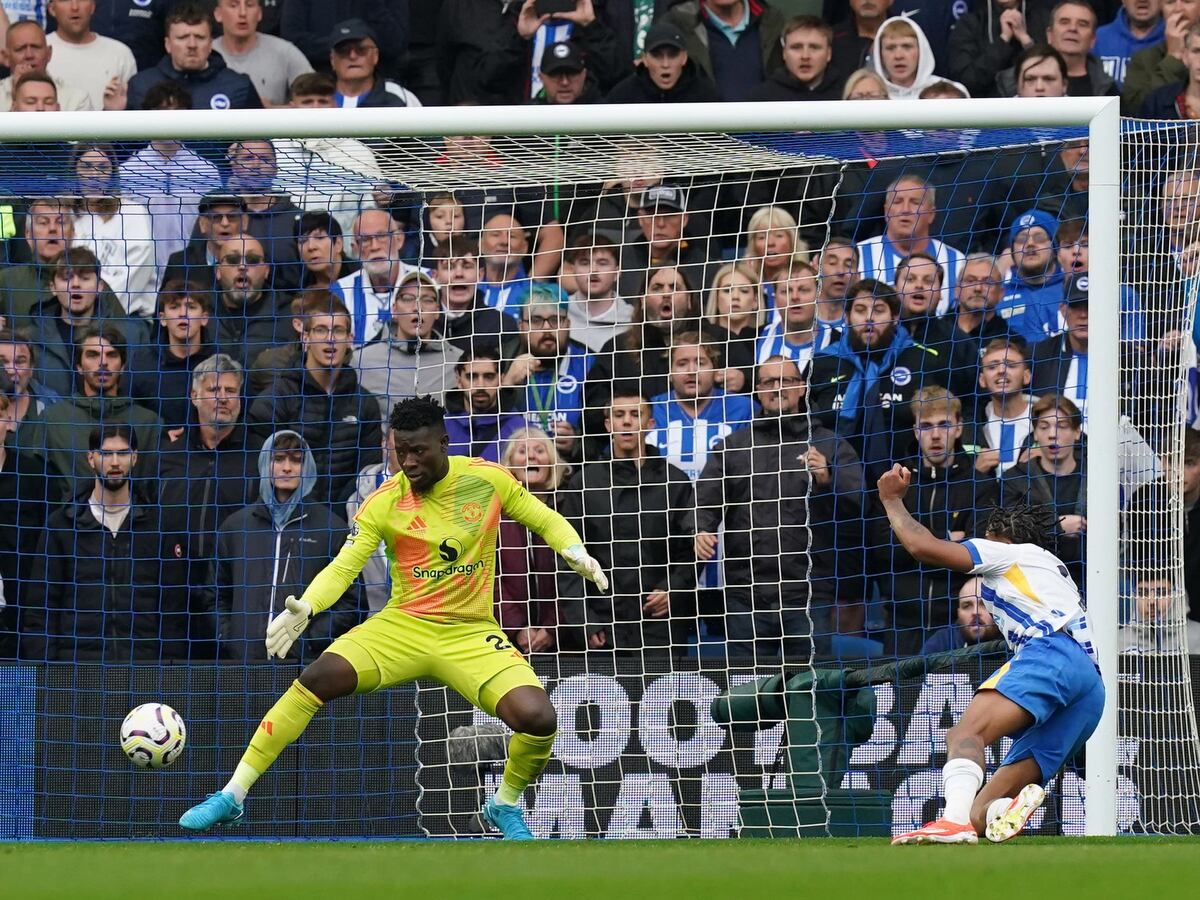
[[980, 502, 1056, 548], [389, 395, 446, 433]]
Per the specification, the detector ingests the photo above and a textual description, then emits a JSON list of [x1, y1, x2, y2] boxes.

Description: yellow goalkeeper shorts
[[326, 606, 543, 716]]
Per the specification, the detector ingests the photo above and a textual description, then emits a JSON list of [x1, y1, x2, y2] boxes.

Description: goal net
[[0, 102, 1196, 840]]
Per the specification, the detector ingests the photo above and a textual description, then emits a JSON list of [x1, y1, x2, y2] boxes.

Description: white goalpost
[[4, 96, 1190, 840]]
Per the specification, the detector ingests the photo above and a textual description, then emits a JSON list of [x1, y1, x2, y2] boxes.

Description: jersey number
[[485, 634, 513, 652]]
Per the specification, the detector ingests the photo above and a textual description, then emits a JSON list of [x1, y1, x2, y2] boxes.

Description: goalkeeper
[[180, 396, 608, 840]]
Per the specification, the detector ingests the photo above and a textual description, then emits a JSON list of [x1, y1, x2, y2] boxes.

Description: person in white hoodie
[[872, 14, 969, 99]]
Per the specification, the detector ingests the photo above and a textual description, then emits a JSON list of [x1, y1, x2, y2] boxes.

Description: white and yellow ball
[[120, 703, 187, 769]]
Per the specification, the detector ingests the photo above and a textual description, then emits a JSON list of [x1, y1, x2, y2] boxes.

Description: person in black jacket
[[882, 385, 1000, 655], [157, 354, 258, 660], [438, 0, 621, 104], [428, 236, 521, 356], [606, 21, 720, 102], [246, 292, 381, 506], [946, 0, 1054, 98], [215, 429, 362, 663], [808, 278, 948, 480], [125, 2, 262, 111], [696, 356, 866, 662], [531, 40, 604, 104], [558, 385, 697, 656], [0, 388, 53, 661], [208, 235, 296, 370], [130, 278, 216, 427], [21, 423, 188, 662], [159, 193, 249, 294], [748, 16, 845, 101]]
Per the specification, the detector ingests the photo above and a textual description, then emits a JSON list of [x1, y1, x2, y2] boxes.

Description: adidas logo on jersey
[[407, 516, 428, 532]]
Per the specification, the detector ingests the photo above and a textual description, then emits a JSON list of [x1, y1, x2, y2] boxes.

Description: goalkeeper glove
[[265, 595, 312, 659], [562, 544, 609, 591]]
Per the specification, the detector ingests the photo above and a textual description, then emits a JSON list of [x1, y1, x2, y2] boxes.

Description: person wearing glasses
[[884, 385, 999, 656], [328, 18, 422, 108], [695, 355, 865, 663], [334, 208, 425, 346], [208, 235, 295, 370], [246, 292, 382, 507], [352, 271, 462, 411], [160, 193, 249, 294]]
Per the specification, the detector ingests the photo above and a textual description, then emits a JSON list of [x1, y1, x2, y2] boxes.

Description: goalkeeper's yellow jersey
[[300, 456, 581, 623]]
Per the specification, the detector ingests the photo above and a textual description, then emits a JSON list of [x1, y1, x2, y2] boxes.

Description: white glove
[[562, 544, 609, 591], [265, 595, 312, 659]]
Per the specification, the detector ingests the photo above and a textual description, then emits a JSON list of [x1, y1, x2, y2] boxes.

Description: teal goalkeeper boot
[[482, 797, 534, 840], [179, 791, 245, 832]]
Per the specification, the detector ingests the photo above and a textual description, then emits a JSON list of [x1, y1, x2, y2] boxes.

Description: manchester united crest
[[462, 502, 483, 523]]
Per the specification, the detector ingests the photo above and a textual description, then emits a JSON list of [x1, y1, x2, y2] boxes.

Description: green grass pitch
[[7, 837, 1199, 900]]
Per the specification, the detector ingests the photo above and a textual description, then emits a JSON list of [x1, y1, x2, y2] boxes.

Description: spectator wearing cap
[[996, 0, 1117, 96], [44, 0, 137, 111], [1138, 19, 1200, 116], [995, 207, 1064, 343], [129, 278, 216, 427], [606, 21, 720, 102], [0, 20, 91, 111], [334, 208, 425, 346], [532, 40, 602, 104], [1028, 273, 1092, 425], [281, 0, 408, 77], [119, 84, 223, 280], [619, 184, 710, 298], [808, 278, 946, 479], [660, 0, 785, 102], [213, 0, 313, 107], [946, 0, 1054, 98], [296, 211, 356, 291], [427, 235, 520, 357], [563, 234, 634, 352], [160, 193, 248, 294], [329, 18, 422, 108], [438, 0, 620, 105], [246, 291, 382, 506], [855, 173, 965, 316], [351, 271, 462, 412], [748, 15, 844, 101], [126, 2, 262, 111]]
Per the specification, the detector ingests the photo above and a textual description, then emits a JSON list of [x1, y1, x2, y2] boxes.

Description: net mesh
[[0, 114, 1195, 840]]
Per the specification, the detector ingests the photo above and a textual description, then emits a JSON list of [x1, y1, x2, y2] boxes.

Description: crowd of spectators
[[0, 0, 1196, 667]]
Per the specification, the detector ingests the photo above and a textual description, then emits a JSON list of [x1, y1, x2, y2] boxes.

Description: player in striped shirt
[[879, 465, 1103, 845], [856, 173, 964, 316], [180, 397, 609, 840]]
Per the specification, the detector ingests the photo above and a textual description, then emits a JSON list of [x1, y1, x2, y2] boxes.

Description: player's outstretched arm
[[877, 464, 975, 574]]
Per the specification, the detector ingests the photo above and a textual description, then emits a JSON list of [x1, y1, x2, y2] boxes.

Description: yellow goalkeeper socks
[[224, 680, 324, 803], [495, 731, 556, 806]]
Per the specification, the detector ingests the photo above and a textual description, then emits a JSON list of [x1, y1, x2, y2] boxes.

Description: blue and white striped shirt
[[647, 388, 756, 481], [856, 234, 964, 316]]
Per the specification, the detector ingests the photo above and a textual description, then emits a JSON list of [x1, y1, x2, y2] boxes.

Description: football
[[120, 703, 187, 769]]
